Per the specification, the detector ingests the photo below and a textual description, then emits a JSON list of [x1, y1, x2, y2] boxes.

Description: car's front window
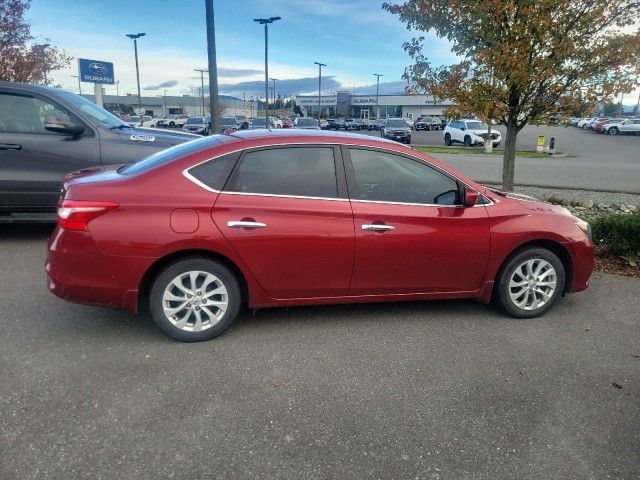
[[466, 121, 488, 130], [54, 89, 126, 128], [348, 148, 460, 205]]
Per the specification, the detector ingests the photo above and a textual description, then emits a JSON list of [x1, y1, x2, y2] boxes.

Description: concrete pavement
[[1, 225, 639, 479]]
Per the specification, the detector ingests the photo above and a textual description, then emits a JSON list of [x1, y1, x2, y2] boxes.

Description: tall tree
[[0, 0, 72, 85], [383, 0, 640, 190]]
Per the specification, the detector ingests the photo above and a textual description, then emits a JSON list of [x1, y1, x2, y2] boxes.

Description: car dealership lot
[[1, 225, 639, 479]]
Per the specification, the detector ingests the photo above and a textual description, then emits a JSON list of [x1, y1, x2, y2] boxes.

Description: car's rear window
[[118, 136, 223, 175]]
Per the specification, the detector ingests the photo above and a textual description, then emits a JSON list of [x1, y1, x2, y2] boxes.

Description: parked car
[[326, 118, 339, 130], [368, 119, 384, 131], [576, 117, 593, 129], [333, 118, 346, 130], [158, 114, 189, 128], [295, 117, 321, 130], [0, 81, 198, 220], [249, 117, 270, 130], [142, 116, 165, 128], [270, 117, 283, 128], [443, 119, 501, 147], [381, 118, 412, 144], [220, 116, 239, 134], [602, 118, 640, 135], [319, 119, 328, 129], [344, 118, 362, 131], [415, 116, 441, 131], [593, 118, 621, 133], [282, 118, 295, 129], [183, 116, 210, 135], [46, 130, 595, 342], [125, 115, 151, 128]]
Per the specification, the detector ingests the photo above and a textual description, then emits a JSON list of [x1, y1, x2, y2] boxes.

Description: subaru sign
[[78, 58, 115, 84]]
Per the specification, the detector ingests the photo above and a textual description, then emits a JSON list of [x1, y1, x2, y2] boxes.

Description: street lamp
[[374, 73, 383, 120], [194, 68, 208, 116], [314, 62, 326, 121], [269, 77, 278, 111], [125, 32, 146, 124], [71, 75, 81, 95], [253, 16, 281, 128]]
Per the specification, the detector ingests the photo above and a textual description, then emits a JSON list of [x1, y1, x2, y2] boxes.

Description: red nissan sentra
[[46, 130, 594, 342]]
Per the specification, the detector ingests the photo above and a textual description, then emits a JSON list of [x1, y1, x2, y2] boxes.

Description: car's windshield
[[386, 119, 408, 128], [466, 121, 488, 130], [186, 117, 205, 124], [55, 89, 127, 128], [297, 118, 317, 127], [221, 117, 236, 126]]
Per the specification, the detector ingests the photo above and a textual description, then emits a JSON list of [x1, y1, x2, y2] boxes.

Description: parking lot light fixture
[[253, 16, 281, 128], [374, 73, 383, 120], [314, 62, 326, 121], [125, 33, 146, 125]]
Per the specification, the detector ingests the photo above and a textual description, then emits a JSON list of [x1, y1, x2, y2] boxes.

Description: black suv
[[0, 81, 197, 220]]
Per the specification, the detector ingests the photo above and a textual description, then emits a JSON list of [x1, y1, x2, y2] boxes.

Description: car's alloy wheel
[[464, 136, 471, 147], [149, 258, 241, 341], [444, 133, 452, 146], [496, 248, 565, 318], [608, 127, 618, 135]]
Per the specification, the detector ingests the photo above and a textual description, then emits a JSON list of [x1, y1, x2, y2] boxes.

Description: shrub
[[590, 213, 640, 259]]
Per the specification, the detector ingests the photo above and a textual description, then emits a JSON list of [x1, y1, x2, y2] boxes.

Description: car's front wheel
[[496, 247, 565, 318], [608, 127, 618, 135], [444, 133, 452, 146], [463, 135, 472, 147], [149, 258, 241, 342]]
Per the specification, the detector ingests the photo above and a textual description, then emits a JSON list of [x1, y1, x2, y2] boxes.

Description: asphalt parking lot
[[1, 225, 639, 479]]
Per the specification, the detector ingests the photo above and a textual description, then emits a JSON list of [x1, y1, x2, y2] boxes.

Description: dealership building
[[296, 92, 453, 120]]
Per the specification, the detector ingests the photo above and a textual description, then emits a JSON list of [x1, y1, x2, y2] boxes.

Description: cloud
[[216, 76, 342, 98], [143, 80, 178, 90], [218, 67, 263, 78]]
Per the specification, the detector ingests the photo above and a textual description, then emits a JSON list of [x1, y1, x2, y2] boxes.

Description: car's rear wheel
[[149, 258, 241, 342], [496, 248, 565, 318], [464, 135, 471, 147], [444, 133, 452, 146], [608, 127, 618, 135]]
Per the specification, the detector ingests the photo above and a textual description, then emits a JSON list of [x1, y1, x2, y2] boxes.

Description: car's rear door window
[[225, 147, 338, 198]]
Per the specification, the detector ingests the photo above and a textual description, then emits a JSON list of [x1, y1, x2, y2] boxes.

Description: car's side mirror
[[464, 188, 480, 207], [45, 115, 84, 136]]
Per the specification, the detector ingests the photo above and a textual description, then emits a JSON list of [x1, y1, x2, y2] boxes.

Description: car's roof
[[227, 128, 400, 145]]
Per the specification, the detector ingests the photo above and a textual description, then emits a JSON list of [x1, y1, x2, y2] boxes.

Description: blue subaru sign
[[78, 58, 115, 84]]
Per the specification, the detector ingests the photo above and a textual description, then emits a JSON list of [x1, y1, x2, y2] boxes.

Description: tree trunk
[[501, 120, 518, 191], [484, 122, 493, 154]]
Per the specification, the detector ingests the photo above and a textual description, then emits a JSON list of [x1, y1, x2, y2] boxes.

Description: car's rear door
[[0, 90, 100, 212], [213, 145, 355, 299], [344, 147, 490, 295]]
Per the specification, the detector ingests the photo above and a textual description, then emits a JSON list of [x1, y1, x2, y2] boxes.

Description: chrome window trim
[[182, 141, 494, 207]]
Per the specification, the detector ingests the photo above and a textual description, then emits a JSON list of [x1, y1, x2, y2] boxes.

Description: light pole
[[163, 88, 167, 114], [194, 68, 207, 116], [254, 16, 281, 128], [205, 0, 220, 134], [71, 75, 81, 95], [314, 62, 326, 120], [269, 77, 278, 111], [374, 73, 383, 120], [126, 32, 146, 124]]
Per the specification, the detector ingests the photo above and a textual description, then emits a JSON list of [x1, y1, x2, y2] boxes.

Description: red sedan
[[46, 130, 594, 342]]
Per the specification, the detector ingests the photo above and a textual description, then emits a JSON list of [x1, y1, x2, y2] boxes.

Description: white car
[[142, 116, 164, 128], [602, 118, 640, 135], [270, 117, 283, 128], [443, 119, 501, 147], [576, 117, 593, 128], [405, 117, 415, 130], [125, 115, 151, 127], [158, 114, 189, 128]]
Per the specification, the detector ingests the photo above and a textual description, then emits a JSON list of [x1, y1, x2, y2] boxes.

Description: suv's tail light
[[57, 200, 119, 231]]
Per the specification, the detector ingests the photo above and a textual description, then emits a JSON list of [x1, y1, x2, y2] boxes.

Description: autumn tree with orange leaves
[[383, 0, 640, 191], [0, 0, 72, 85]]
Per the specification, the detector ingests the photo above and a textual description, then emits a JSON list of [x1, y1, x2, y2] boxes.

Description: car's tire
[[148, 257, 241, 342], [495, 247, 565, 319], [608, 127, 618, 135], [169, 121, 175, 127], [464, 135, 472, 147], [444, 133, 452, 146]]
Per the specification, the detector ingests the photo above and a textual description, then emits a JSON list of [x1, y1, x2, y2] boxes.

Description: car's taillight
[[57, 200, 119, 231]]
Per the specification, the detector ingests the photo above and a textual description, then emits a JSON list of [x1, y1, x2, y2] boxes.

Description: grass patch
[[591, 213, 640, 266], [414, 146, 554, 158]]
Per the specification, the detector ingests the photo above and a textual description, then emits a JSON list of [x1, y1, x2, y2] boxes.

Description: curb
[[412, 145, 569, 158]]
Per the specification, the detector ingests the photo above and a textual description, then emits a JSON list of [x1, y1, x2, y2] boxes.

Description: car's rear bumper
[[46, 227, 151, 314]]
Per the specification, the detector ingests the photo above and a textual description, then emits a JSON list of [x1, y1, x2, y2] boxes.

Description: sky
[[27, 0, 456, 100]]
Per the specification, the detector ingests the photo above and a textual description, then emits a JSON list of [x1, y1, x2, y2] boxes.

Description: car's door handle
[[228, 220, 267, 229], [0, 144, 22, 150], [361, 224, 395, 232]]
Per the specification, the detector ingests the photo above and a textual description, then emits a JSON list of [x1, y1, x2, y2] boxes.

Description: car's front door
[[344, 147, 491, 295], [0, 91, 100, 212], [213, 145, 355, 299]]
